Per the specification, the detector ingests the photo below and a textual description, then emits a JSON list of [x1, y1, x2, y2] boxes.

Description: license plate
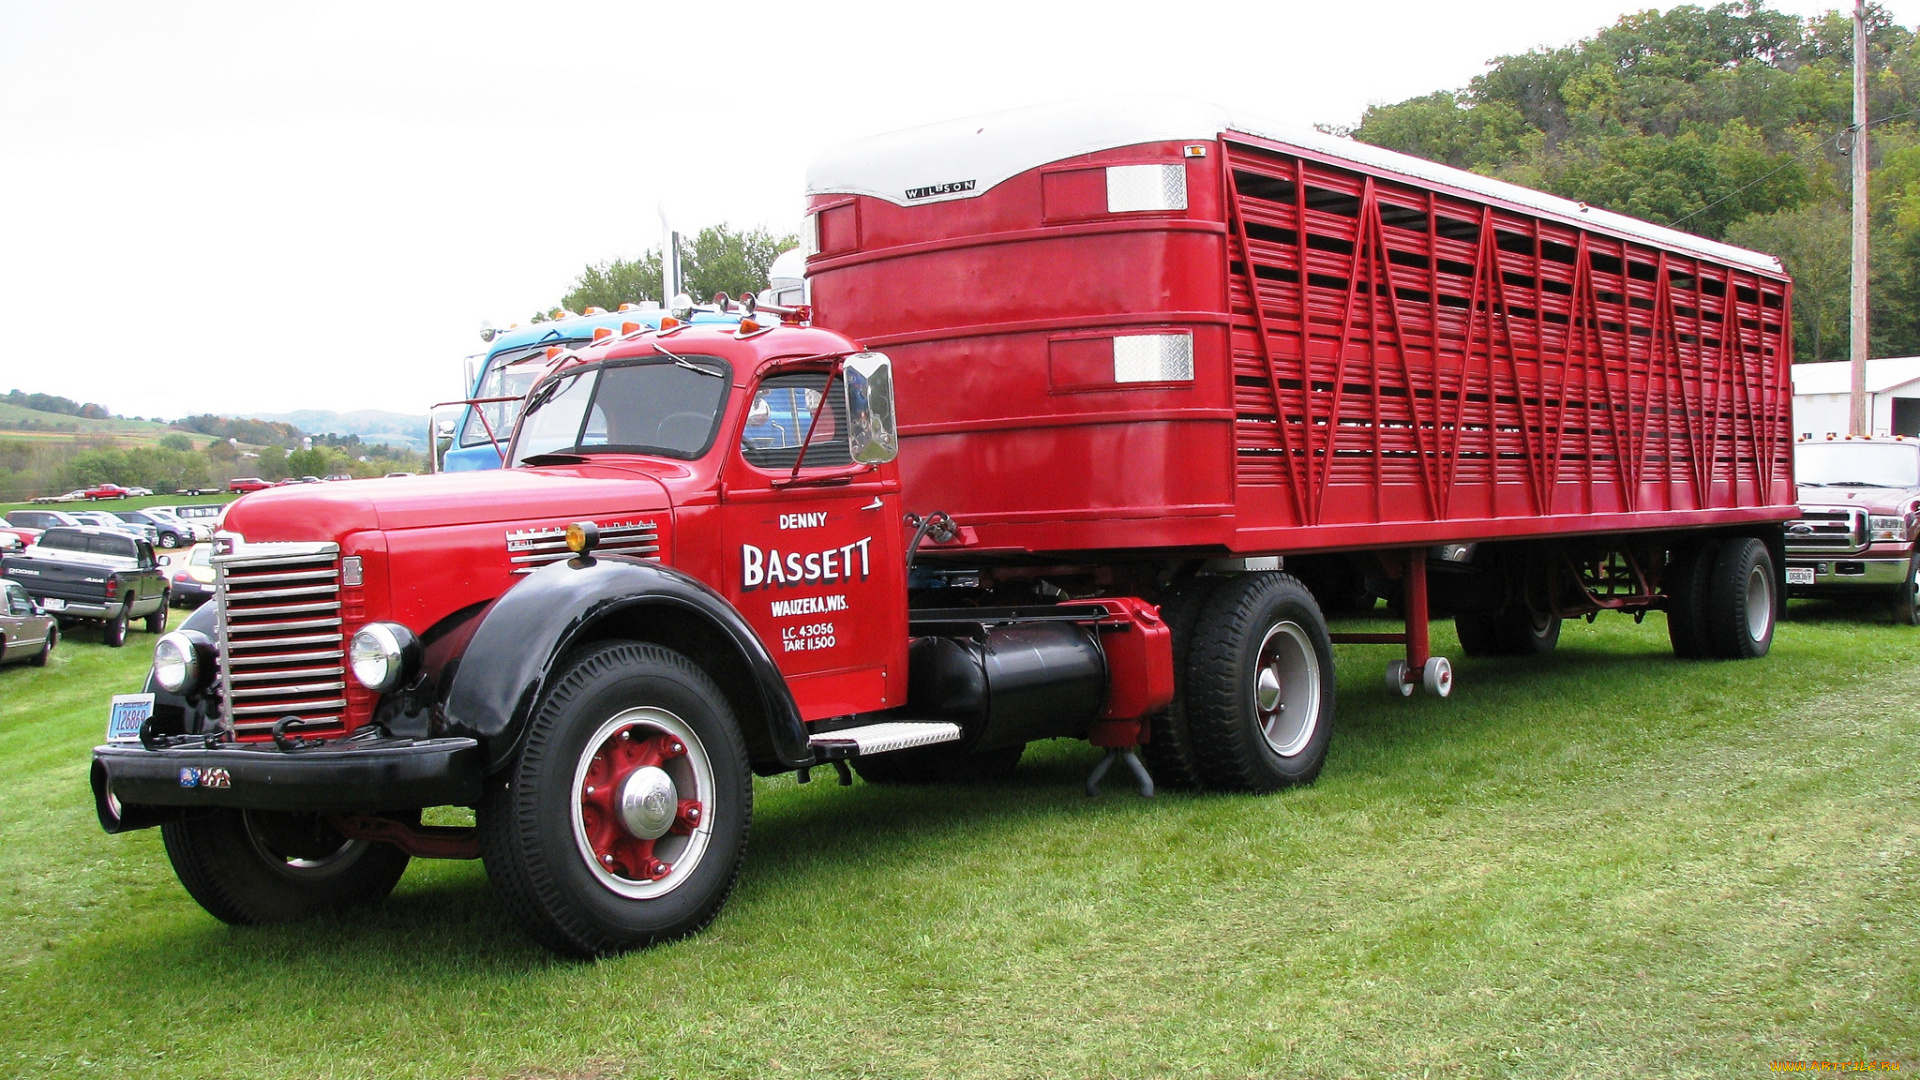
[[1787, 567, 1815, 585], [107, 694, 154, 744], [41, 597, 65, 611]]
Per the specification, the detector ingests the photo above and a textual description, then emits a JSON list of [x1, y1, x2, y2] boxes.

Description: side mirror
[[842, 352, 899, 465], [159, 555, 173, 566]]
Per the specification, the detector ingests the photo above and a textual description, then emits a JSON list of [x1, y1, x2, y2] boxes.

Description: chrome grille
[[1784, 508, 1868, 555], [213, 542, 346, 733], [505, 520, 659, 574]]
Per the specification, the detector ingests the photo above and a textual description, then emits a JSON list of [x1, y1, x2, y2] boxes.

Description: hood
[[222, 466, 674, 542], [1795, 484, 1920, 514]]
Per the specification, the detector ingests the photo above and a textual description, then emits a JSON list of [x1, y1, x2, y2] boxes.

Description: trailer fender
[[442, 556, 811, 775]]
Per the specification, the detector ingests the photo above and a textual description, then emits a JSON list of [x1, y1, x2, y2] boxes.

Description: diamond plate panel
[[1106, 163, 1187, 213], [1113, 333, 1194, 383]]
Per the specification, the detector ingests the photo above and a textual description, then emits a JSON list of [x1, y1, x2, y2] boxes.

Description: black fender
[[441, 555, 811, 775]]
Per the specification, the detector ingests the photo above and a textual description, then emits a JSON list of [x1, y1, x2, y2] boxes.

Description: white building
[[1791, 357, 1920, 438]]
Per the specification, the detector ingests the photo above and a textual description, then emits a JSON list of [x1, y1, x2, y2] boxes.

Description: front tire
[[160, 810, 410, 924], [1183, 573, 1336, 791], [159, 531, 180, 548], [478, 640, 750, 958], [1896, 554, 1920, 627]]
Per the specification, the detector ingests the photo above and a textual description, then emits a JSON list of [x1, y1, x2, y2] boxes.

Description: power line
[[1665, 107, 1920, 231]]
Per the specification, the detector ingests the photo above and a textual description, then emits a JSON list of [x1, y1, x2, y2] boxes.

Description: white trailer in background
[[1793, 357, 1920, 438]]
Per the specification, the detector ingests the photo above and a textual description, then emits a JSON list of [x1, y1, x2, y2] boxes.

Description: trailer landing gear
[[1329, 549, 1453, 698]]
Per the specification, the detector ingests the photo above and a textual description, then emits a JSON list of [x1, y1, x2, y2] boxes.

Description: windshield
[[1795, 442, 1920, 488], [462, 344, 566, 448], [511, 356, 730, 465]]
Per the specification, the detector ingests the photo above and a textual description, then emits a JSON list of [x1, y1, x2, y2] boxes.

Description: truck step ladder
[[803, 721, 964, 785]]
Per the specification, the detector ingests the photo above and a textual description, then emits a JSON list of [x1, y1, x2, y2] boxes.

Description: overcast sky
[[3, 0, 1914, 420]]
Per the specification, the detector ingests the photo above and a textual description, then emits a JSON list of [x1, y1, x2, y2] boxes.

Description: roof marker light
[[592, 327, 613, 342], [584, 306, 606, 315], [659, 316, 680, 330], [618, 303, 635, 311], [545, 346, 562, 361], [621, 321, 640, 335]]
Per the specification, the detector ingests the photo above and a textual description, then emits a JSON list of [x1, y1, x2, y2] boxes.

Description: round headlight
[[153, 631, 199, 694], [349, 622, 417, 693]]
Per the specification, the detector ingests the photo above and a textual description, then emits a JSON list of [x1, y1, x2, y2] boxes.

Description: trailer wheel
[[477, 640, 750, 958], [1184, 573, 1335, 791], [1139, 576, 1221, 790], [160, 809, 410, 925], [1455, 605, 1561, 657], [850, 743, 1024, 785], [1665, 539, 1719, 659], [1705, 537, 1775, 659]]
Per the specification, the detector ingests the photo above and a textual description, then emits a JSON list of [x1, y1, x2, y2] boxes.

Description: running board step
[[808, 722, 962, 760]]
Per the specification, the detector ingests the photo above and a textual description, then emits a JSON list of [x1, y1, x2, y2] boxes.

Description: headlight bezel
[[152, 630, 201, 695], [348, 622, 420, 694]]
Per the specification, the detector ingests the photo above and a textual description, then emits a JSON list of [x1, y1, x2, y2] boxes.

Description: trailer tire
[[850, 743, 1025, 785], [477, 640, 750, 958], [1139, 576, 1222, 790], [1455, 606, 1560, 657], [1705, 537, 1775, 660], [160, 809, 411, 925], [1665, 539, 1719, 659], [1184, 573, 1335, 792]]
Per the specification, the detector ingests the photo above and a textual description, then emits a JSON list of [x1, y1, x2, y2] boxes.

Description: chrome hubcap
[[1744, 565, 1771, 641], [1252, 621, 1320, 758], [618, 766, 678, 841]]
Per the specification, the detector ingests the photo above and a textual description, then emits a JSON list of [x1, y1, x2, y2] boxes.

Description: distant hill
[[241, 409, 428, 450], [0, 400, 183, 441]]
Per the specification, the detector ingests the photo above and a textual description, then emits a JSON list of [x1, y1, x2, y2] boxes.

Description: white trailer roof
[[806, 96, 1786, 277], [1792, 356, 1920, 395]]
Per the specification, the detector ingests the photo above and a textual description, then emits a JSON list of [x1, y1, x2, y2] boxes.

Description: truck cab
[[1784, 436, 1920, 623]]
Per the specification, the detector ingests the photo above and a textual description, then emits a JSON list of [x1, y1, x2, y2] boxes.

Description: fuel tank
[[901, 619, 1108, 753]]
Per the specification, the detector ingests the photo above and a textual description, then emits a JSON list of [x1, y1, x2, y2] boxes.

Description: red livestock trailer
[[806, 96, 1796, 715]]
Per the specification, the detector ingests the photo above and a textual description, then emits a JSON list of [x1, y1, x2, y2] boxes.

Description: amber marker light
[[566, 520, 600, 554]]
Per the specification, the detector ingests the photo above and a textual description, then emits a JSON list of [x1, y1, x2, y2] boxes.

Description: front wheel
[[161, 810, 410, 924], [478, 640, 750, 958], [1182, 573, 1336, 791], [159, 531, 179, 548]]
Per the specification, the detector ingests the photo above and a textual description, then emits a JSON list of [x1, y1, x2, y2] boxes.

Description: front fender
[[441, 556, 811, 773]]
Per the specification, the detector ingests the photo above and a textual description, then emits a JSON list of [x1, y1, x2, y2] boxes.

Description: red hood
[[222, 466, 673, 542]]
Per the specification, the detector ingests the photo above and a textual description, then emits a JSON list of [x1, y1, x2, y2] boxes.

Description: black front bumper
[[92, 735, 484, 832]]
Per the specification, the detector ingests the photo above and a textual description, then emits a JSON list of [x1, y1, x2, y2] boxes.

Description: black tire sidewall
[[1186, 573, 1336, 791], [1707, 537, 1775, 659], [483, 641, 751, 956], [103, 610, 128, 648], [160, 809, 410, 925]]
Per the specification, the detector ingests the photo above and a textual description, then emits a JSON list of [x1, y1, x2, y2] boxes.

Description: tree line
[[1345, 1, 1920, 362], [0, 433, 425, 504], [534, 224, 796, 320]]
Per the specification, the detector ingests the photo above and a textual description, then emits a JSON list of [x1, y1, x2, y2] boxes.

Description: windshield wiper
[[651, 343, 724, 378], [520, 452, 588, 466]]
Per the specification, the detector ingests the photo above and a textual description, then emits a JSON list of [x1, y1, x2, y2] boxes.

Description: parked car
[[323, 474, 353, 482], [0, 529, 33, 554], [53, 490, 89, 502], [115, 509, 203, 548], [83, 484, 130, 500], [0, 579, 57, 667], [162, 543, 215, 607], [69, 511, 160, 546], [228, 477, 272, 493], [0, 527, 167, 646], [1785, 436, 1920, 625], [6, 510, 82, 531], [124, 486, 154, 497]]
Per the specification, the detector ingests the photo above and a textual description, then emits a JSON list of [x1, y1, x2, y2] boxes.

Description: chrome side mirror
[[842, 352, 899, 465]]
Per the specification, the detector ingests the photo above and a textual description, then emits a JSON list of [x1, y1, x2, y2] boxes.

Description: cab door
[[717, 367, 907, 721]]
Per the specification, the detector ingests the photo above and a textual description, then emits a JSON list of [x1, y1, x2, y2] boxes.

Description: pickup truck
[[0, 527, 169, 646], [1784, 436, 1920, 625]]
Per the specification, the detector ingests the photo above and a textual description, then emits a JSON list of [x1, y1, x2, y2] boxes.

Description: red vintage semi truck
[[92, 99, 1795, 957]]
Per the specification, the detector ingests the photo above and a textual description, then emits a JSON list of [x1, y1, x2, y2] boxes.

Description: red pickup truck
[[84, 484, 129, 500], [227, 477, 273, 494]]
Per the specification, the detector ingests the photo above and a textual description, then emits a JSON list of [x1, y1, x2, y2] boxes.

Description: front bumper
[[1784, 555, 1912, 593], [91, 735, 484, 832]]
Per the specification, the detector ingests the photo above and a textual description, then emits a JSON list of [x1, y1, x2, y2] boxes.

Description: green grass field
[[1, 493, 237, 518], [0, 606, 1914, 1078]]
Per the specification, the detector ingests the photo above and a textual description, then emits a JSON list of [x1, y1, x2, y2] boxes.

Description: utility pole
[[1850, 0, 1871, 435]]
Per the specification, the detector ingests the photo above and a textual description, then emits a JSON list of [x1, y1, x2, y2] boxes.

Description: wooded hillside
[[1346, 1, 1920, 363]]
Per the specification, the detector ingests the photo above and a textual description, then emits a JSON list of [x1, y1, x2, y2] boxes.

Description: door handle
[[861, 497, 885, 511]]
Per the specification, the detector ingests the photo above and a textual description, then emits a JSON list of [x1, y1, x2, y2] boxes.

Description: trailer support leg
[[1085, 746, 1155, 798]]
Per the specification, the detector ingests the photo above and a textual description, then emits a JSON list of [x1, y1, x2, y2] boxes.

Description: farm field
[[0, 605, 1913, 1078], [0, 493, 238, 517], [0, 402, 200, 445]]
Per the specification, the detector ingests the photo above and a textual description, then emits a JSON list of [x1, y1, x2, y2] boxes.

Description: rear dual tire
[[1669, 537, 1775, 660], [1455, 605, 1561, 658]]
